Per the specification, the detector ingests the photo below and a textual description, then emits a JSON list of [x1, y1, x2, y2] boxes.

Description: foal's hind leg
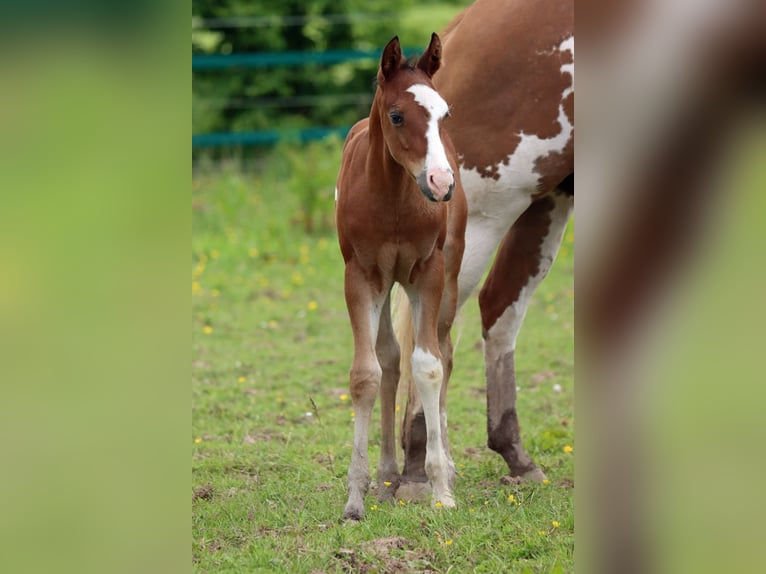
[[479, 192, 572, 480], [342, 262, 386, 520], [376, 293, 401, 502]]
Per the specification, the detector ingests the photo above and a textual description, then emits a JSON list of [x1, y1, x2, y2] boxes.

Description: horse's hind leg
[[479, 191, 573, 480], [342, 263, 385, 520], [376, 292, 401, 502]]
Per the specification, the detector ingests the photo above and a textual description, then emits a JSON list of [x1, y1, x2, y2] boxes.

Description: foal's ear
[[380, 36, 402, 82], [417, 33, 442, 78]]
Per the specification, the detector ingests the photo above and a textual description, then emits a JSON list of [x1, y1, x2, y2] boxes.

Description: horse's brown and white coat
[[399, 0, 574, 486], [335, 34, 467, 519]]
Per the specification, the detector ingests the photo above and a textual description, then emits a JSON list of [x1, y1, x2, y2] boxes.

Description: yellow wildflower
[[508, 494, 515, 503], [395, 405, 400, 413], [202, 325, 213, 335], [552, 520, 560, 528], [340, 393, 348, 401], [444, 540, 453, 546], [398, 500, 405, 506], [350, 411, 355, 418], [291, 272, 304, 286], [194, 437, 202, 444], [563, 445, 573, 454], [539, 530, 547, 536], [543, 479, 550, 485], [307, 300, 318, 311], [192, 281, 202, 295], [435, 501, 443, 508], [370, 505, 378, 511], [268, 320, 278, 329], [383, 481, 392, 487], [237, 376, 246, 383]]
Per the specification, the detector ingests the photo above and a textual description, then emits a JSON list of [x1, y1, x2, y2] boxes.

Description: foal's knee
[[349, 363, 382, 403]]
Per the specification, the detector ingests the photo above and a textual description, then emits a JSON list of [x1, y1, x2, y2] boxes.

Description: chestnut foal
[[335, 34, 467, 520]]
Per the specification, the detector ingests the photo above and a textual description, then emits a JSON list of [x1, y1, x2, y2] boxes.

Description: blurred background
[[192, 0, 466, 157]]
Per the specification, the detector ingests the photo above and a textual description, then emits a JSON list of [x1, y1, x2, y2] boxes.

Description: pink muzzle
[[427, 168, 455, 201]]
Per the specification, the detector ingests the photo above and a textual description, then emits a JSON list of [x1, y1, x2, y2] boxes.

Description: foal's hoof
[[342, 507, 364, 522], [433, 494, 456, 509]]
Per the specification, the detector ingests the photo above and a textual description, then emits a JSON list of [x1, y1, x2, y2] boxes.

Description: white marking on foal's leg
[[411, 346, 455, 508]]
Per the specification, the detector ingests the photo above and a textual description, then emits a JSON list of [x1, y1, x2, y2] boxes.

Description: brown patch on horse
[[478, 196, 556, 334], [400, 409, 428, 482], [435, 0, 574, 187]]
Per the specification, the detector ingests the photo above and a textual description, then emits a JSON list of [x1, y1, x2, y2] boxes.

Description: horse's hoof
[[522, 467, 548, 483], [395, 480, 431, 502]]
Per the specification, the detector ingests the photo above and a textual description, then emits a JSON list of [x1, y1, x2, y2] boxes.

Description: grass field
[[192, 142, 574, 572]]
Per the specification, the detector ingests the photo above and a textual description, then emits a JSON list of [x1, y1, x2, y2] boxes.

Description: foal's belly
[[355, 238, 440, 292]]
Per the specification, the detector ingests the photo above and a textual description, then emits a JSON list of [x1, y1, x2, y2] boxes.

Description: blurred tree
[[192, 1, 411, 139]]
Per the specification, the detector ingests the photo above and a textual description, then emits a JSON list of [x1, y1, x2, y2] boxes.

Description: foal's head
[[375, 34, 455, 202]]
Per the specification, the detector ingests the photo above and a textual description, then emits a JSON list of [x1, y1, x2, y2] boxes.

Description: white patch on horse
[[559, 36, 574, 101], [406, 84, 451, 173], [455, 36, 574, 304], [484, 195, 573, 354], [410, 346, 454, 507]]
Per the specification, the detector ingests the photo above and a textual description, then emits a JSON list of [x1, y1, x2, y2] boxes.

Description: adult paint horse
[[335, 33, 467, 520], [396, 0, 574, 490]]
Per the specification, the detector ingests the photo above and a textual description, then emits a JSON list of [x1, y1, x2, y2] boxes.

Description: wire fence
[[193, 46, 417, 149]]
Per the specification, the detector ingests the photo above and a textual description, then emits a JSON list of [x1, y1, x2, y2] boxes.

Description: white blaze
[[406, 84, 452, 173]]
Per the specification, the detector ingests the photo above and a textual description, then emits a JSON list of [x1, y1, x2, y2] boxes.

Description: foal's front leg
[[408, 260, 455, 508], [342, 262, 385, 521]]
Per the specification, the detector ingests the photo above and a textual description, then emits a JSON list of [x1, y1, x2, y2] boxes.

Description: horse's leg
[[400, 267, 461, 487], [407, 254, 455, 508], [342, 262, 386, 520], [376, 292, 401, 502], [402, 197, 531, 481], [480, 188, 573, 480]]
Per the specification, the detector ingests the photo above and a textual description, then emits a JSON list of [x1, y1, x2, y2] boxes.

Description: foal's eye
[[389, 111, 404, 126]]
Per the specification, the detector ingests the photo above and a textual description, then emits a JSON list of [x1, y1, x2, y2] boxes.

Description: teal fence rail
[[193, 48, 418, 148]]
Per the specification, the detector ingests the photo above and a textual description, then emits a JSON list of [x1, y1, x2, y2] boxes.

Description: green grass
[[192, 141, 574, 572]]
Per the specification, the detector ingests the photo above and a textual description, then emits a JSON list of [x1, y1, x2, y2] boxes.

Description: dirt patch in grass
[[193, 483, 214, 502], [335, 537, 436, 573]]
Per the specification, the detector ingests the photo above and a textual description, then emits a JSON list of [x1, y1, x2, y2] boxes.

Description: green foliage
[[192, 145, 575, 572], [192, 1, 468, 145]]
